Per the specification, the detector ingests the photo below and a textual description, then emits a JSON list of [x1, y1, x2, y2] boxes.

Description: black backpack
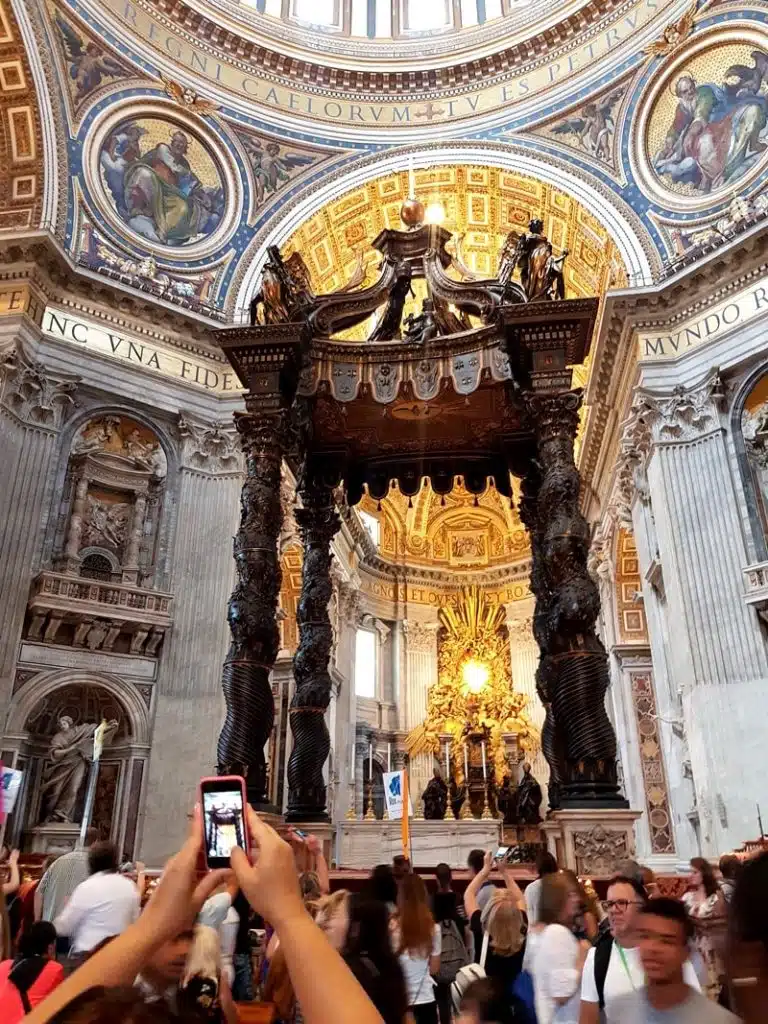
[[8, 954, 48, 1014], [436, 918, 469, 983], [593, 931, 614, 1010]]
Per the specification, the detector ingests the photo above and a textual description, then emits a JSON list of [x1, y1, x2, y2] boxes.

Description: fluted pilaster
[[140, 416, 242, 863], [0, 350, 79, 697], [620, 371, 768, 853], [505, 606, 549, 797], [402, 619, 438, 800]]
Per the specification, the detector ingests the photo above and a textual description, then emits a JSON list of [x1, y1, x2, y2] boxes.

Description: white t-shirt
[[581, 941, 701, 1022], [529, 923, 582, 1024], [55, 871, 140, 954], [219, 905, 240, 985], [399, 924, 441, 1005], [525, 878, 543, 925]]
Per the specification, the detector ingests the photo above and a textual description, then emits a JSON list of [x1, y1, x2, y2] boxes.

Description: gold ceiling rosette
[[406, 586, 538, 780]]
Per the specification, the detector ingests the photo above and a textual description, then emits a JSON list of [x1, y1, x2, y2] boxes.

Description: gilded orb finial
[[400, 197, 426, 229]]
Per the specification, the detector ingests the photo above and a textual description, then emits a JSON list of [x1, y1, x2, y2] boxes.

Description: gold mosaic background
[[283, 165, 626, 327]]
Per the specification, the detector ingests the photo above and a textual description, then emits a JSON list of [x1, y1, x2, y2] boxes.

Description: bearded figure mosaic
[[650, 46, 768, 195], [98, 117, 225, 246]]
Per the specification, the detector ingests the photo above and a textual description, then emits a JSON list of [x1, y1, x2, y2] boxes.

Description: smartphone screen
[[200, 776, 247, 868], [493, 846, 509, 863]]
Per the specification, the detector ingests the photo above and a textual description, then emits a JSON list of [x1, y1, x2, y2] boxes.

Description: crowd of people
[[0, 822, 766, 1024]]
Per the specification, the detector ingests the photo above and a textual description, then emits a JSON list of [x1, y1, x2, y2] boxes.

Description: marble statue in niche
[[39, 715, 119, 823], [742, 385, 768, 542], [99, 118, 225, 246]]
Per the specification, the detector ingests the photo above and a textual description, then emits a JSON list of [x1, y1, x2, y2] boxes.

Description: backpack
[[593, 932, 614, 1010], [436, 919, 469, 984], [451, 933, 488, 1012]]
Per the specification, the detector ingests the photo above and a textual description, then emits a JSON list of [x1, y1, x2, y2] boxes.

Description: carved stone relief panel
[[573, 824, 631, 876], [629, 672, 675, 855]]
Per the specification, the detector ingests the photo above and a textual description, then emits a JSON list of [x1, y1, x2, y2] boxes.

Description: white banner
[[1, 768, 23, 818], [383, 770, 413, 820]]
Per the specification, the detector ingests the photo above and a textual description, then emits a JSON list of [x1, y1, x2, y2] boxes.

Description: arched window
[[354, 627, 377, 697], [80, 552, 115, 582], [293, 0, 338, 26]]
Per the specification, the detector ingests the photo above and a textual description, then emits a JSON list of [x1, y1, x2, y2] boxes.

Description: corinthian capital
[[635, 370, 725, 445], [178, 412, 243, 474], [402, 619, 439, 653], [505, 613, 534, 644], [1, 347, 79, 429]]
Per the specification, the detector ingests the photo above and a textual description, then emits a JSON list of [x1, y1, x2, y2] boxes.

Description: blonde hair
[[314, 889, 349, 929], [480, 890, 524, 956], [183, 924, 221, 986]]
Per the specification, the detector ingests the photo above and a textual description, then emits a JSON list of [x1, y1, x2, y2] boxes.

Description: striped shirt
[[37, 851, 90, 922]]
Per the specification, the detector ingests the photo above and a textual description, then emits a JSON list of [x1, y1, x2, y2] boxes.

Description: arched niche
[[737, 369, 768, 559], [52, 414, 167, 588], [3, 670, 150, 858]]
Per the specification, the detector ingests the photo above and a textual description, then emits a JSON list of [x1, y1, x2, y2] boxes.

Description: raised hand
[[231, 806, 304, 929], [141, 806, 229, 943]]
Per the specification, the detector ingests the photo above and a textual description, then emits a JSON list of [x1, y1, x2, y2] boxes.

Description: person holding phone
[[21, 792, 386, 1024]]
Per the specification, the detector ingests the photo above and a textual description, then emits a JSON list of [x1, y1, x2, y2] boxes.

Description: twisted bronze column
[[217, 409, 288, 807], [526, 390, 625, 806], [286, 473, 340, 821], [518, 468, 566, 810]]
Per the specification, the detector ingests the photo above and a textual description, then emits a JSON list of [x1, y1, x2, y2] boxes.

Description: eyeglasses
[[601, 899, 645, 911]]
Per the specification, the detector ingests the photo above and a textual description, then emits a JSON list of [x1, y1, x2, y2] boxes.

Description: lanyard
[[616, 943, 636, 990]]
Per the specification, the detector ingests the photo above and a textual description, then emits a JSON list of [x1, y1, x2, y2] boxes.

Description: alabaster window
[[354, 626, 378, 698], [259, 0, 508, 37], [401, 0, 450, 32], [292, 0, 339, 27], [358, 510, 380, 547]]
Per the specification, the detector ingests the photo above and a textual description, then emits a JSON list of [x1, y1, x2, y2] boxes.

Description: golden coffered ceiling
[[283, 163, 627, 306], [359, 479, 530, 571]]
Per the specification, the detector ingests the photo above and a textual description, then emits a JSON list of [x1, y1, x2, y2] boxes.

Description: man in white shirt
[[55, 841, 140, 956], [579, 875, 700, 1024], [611, 898, 738, 1023]]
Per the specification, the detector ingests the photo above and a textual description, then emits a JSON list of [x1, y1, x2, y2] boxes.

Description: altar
[[338, 818, 502, 870]]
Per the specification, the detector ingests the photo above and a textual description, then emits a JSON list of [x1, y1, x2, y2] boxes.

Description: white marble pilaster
[[0, 350, 78, 703], [402, 619, 439, 802], [624, 373, 768, 855], [504, 602, 549, 803], [139, 415, 242, 864]]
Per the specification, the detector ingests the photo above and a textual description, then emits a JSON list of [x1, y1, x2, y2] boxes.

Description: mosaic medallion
[[636, 28, 768, 209], [96, 114, 225, 249]]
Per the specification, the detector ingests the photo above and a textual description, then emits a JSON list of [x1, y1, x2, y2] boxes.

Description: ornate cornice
[[0, 234, 226, 352], [132, 0, 630, 97]]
